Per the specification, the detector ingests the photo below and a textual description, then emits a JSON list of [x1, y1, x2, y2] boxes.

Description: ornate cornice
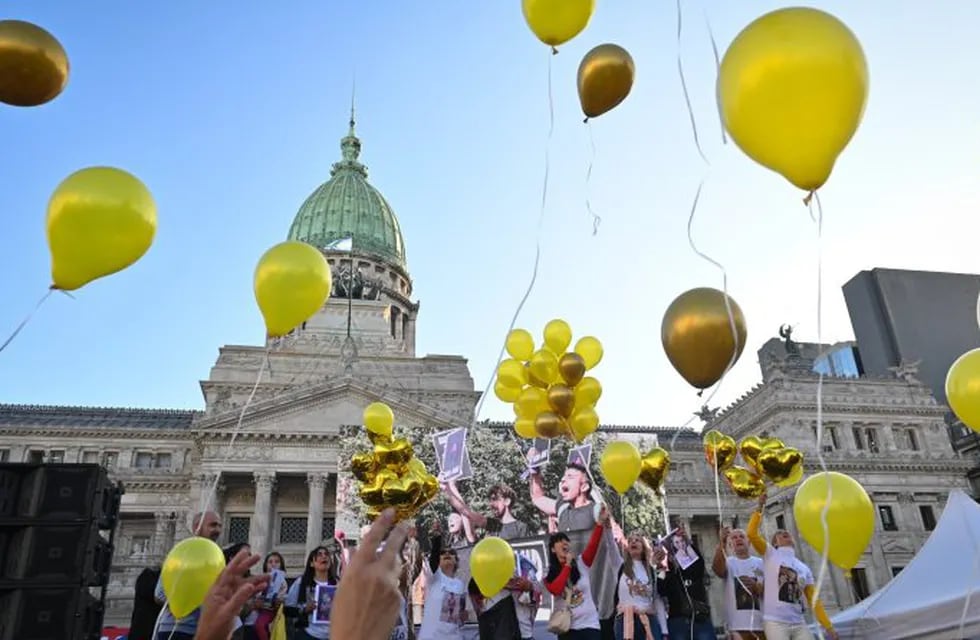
[[306, 472, 329, 489], [0, 426, 194, 439]]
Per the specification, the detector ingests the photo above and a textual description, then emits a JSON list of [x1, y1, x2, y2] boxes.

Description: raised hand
[[194, 550, 268, 640]]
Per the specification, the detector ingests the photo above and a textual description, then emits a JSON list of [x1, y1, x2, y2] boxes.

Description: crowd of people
[[127, 463, 838, 640]]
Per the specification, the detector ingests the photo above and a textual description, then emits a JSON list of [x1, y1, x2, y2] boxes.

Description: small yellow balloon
[[514, 417, 536, 439], [543, 319, 573, 354], [363, 402, 395, 438], [516, 386, 548, 419], [254, 241, 332, 337], [505, 328, 535, 361], [569, 406, 599, 442], [494, 380, 522, 403], [578, 44, 635, 120], [522, 0, 595, 49], [793, 472, 874, 571], [529, 349, 559, 385], [470, 536, 516, 596], [718, 7, 869, 192], [161, 537, 226, 618], [574, 336, 604, 370], [946, 348, 980, 433], [600, 441, 641, 494], [46, 167, 156, 291], [0, 20, 69, 107], [574, 376, 602, 407], [497, 358, 529, 389]]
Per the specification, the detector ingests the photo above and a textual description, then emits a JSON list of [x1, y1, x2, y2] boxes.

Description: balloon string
[[675, 0, 709, 165], [702, 7, 728, 145], [808, 194, 833, 637], [473, 52, 553, 424], [585, 120, 601, 235], [0, 290, 54, 355]]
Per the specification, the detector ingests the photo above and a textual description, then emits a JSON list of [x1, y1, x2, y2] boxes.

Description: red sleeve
[[545, 565, 571, 595], [582, 523, 604, 568]]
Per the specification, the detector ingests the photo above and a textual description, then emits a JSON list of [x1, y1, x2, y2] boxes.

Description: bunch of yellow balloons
[[662, 288, 747, 391], [718, 7, 869, 195], [161, 536, 225, 618], [351, 402, 440, 521], [494, 319, 604, 442], [702, 431, 804, 499], [254, 241, 332, 338], [794, 471, 874, 575]]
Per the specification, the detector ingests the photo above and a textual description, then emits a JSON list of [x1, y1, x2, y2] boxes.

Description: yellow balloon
[[718, 7, 869, 192], [470, 536, 516, 596], [46, 167, 156, 291], [497, 358, 529, 389], [522, 0, 595, 49], [574, 377, 602, 407], [528, 349, 559, 385], [793, 471, 874, 571], [363, 402, 395, 438], [254, 241, 332, 337], [514, 417, 536, 439], [574, 337, 604, 370], [505, 328, 535, 361], [543, 319, 573, 354], [494, 380, 522, 403], [569, 406, 599, 442], [161, 537, 226, 618], [516, 386, 548, 419], [600, 441, 641, 494], [947, 348, 980, 433]]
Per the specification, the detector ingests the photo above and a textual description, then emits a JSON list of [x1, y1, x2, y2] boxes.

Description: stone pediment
[[192, 377, 467, 437]]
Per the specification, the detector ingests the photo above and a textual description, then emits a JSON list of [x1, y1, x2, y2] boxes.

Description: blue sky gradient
[[2, 1, 979, 427]]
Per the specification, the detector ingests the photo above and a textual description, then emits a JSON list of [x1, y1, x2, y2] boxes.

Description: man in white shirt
[[712, 526, 765, 640]]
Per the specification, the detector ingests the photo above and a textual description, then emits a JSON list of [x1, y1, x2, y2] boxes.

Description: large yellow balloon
[[494, 380, 522, 403], [254, 241, 331, 337], [529, 349, 559, 385], [574, 376, 602, 407], [505, 329, 535, 361], [161, 537, 226, 618], [718, 8, 869, 192], [363, 402, 394, 439], [470, 536, 516, 596], [793, 471, 873, 572], [0, 20, 69, 107], [543, 319, 573, 354], [574, 336, 604, 370], [522, 0, 595, 49], [600, 441, 641, 494], [497, 358, 529, 389], [947, 348, 980, 433], [46, 167, 156, 291]]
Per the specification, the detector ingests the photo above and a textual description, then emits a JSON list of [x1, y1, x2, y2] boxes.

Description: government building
[[0, 119, 973, 628]]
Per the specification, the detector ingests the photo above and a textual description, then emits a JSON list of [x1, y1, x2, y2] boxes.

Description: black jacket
[[657, 550, 712, 622], [128, 567, 162, 640]]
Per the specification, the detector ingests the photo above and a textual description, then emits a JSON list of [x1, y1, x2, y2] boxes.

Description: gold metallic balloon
[[375, 438, 414, 472], [638, 447, 670, 492], [703, 429, 737, 471], [662, 287, 747, 390], [757, 446, 804, 487], [724, 466, 766, 499], [383, 473, 421, 507], [738, 435, 785, 476], [0, 20, 69, 107], [547, 384, 575, 419], [577, 44, 635, 120], [534, 411, 566, 439], [350, 452, 378, 483], [360, 469, 396, 507], [558, 353, 587, 387]]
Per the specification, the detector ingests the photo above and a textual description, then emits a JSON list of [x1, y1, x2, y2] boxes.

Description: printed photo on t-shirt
[[567, 586, 585, 608], [734, 574, 762, 610], [439, 591, 463, 624], [778, 565, 803, 606]]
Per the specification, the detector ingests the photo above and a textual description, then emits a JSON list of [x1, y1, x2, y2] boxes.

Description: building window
[[279, 517, 308, 544], [850, 568, 871, 600], [81, 451, 100, 464], [0, 449, 8, 462], [907, 430, 919, 451], [865, 428, 880, 453], [134, 452, 154, 469], [155, 453, 173, 469], [47, 450, 65, 463], [102, 451, 118, 468], [878, 505, 898, 531], [812, 425, 840, 450], [919, 505, 937, 531], [321, 516, 335, 541], [775, 514, 786, 530], [891, 566, 904, 577], [26, 449, 44, 463], [131, 535, 151, 557], [852, 427, 864, 450], [227, 517, 251, 544]]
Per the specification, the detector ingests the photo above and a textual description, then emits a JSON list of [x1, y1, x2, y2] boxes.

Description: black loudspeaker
[[0, 464, 123, 640]]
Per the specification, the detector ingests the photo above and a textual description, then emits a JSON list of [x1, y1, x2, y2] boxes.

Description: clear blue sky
[[2, 1, 979, 427]]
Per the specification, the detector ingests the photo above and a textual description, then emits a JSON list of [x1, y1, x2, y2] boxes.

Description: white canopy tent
[[832, 489, 980, 639]]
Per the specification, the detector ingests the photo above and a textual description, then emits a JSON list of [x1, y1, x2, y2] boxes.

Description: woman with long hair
[[285, 546, 339, 639], [544, 504, 611, 640], [418, 521, 467, 640], [246, 552, 287, 640], [615, 534, 668, 640]]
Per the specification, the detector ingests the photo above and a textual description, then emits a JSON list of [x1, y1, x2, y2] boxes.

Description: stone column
[[306, 473, 329, 556], [153, 511, 174, 557], [250, 472, 276, 557]]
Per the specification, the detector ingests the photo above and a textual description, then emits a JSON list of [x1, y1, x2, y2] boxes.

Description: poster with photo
[[528, 438, 551, 469], [664, 531, 701, 571], [433, 428, 472, 482], [567, 443, 592, 471], [313, 584, 337, 624]]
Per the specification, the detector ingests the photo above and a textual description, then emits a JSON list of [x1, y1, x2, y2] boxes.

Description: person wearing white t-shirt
[[614, 533, 668, 640], [419, 522, 468, 640], [284, 546, 339, 640], [711, 527, 764, 640], [748, 494, 837, 640]]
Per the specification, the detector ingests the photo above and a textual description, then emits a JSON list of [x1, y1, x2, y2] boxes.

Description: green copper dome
[[288, 116, 407, 272]]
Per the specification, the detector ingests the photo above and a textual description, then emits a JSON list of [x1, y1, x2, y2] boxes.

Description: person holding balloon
[[747, 493, 837, 640]]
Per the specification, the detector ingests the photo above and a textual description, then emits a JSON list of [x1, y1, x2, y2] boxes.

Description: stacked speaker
[[0, 463, 123, 640]]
